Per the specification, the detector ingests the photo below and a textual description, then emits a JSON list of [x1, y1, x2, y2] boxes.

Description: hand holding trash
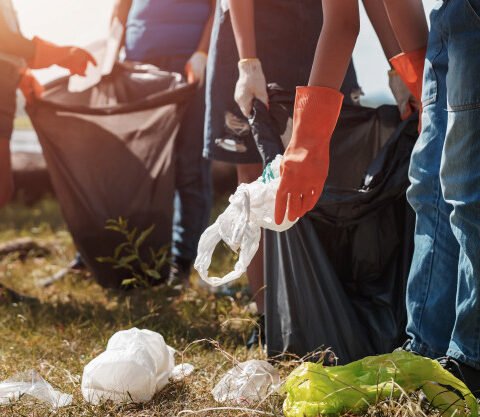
[[185, 51, 208, 87], [388, 69, 419, 120], [275, 86, 343, 224], [18, 69, 44, 104], [195, 155, 297, 287], [29, 37, 97, 76], [234, 58, 269, 117]]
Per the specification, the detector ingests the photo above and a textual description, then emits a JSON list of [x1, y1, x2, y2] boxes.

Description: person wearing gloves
[[112, 0, 216, 286], [222, 0, 414, 349], [275, 0, 480, 395], [0, 0, 95, 300], [205, 0, 362, 348], [0, 0, 96, 209]]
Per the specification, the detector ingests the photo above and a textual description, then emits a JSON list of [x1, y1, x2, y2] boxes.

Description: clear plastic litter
[[212, 360, 281, 405], [0, 370, 72, 409], [195, 155, 297, 286], [82, 328, 193, 404], [171, 363, 195, 382]]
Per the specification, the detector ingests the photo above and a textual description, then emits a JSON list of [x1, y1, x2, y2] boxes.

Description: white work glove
[[389, 69, 419, 120], [185, 51, 208, 88], [234, 58, 269, 118]]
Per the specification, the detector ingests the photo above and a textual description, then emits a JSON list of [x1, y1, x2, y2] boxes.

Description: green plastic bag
[[283, 351, 478, 417]]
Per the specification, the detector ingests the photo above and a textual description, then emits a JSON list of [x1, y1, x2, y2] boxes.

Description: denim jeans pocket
[[446, 0, 480, 110]]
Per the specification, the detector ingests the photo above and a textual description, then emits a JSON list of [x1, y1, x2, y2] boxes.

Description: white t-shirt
[[0, 0, 26, 68]]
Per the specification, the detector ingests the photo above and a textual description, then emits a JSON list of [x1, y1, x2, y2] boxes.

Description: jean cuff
[[446, 348, 480, 371], [409, 340, 446, 360]]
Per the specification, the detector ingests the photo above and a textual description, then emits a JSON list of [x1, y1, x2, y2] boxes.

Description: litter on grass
[[82, 328, 194, 404], [283, 350, 478, 417], [0, 370, 72, 409], [212, 360, 281, 405], [195, 155, 297, 287]]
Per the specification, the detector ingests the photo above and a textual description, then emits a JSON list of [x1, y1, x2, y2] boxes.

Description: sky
[[12, 0, 437, 105]]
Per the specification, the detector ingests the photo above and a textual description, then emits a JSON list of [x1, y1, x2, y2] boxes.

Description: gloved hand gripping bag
[[254, 87, 420, 363]]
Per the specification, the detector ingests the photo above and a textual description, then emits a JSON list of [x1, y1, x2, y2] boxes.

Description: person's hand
[[18, 69, 44, 105], [274, 86, 344, 224], [0, 139, 14, 208], [185, 51, 208, 87], [389, 69, 419, 120], [29, 37, 97, 76], [234, 58, 268, 118]]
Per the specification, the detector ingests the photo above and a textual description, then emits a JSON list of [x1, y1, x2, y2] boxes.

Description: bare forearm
[[383, 0, 428, 52], [111, 0, 133, 26], [363, 0, 400, 60], [0, 13, 34, 60], [197, 0, 216, 53], [229, 0, 256, 59], [309, 0, 360, 89]]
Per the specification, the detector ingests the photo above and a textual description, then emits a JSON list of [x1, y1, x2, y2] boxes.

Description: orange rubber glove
[[390, 48, 426, 132], [29, 37, 97, 76], [274, 86, 344, 224], [389, 48, 426, 104], [18, 69, 44, 105]]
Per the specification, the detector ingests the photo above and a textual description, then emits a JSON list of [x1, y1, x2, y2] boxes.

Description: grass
[[0, 198, 466, 416]]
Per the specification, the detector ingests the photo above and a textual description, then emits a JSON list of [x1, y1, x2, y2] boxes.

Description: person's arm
[[185, 0, 216, 86], [229, 0, 256, 59], [275, 0, 359, 224], [228, 0, 268, 117], [196, 0, 216, 54], [363, 0, 417, 120], [308, 1, 360, 88], [0, 11, 34, 60], [111, 0, 133, 27], [362, 0, 400, 60], [383, 0, 428, 53], [383, 0, 428, 104]]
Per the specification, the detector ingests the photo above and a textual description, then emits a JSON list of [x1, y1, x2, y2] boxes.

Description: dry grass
[[0, 199, 458, 417]]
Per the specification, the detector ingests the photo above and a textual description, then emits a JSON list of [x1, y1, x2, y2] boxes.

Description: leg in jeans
[[405, 2, 460, 358], [237, 163, 264, 314], [441, 0, 480, 369], [172, 82, 212, 273]]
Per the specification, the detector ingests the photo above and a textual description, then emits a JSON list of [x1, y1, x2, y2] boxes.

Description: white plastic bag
[[0, 370, 72, 408], [212, 360, 281, 405], [195, 155, 296, 286], [82, 328, 192, 404]]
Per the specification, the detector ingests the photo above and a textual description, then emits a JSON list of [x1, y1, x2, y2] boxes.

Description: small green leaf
[[127, 227, 138, 243], [146, 269, 161, 279], [121, 278, 137, 287], [114, 242, 130, 259], [96, 256, 116, 264], [135, 224, 155, 249], [118, 254, 137, 265]]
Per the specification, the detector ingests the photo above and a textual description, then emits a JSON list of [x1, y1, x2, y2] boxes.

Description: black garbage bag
[[249, 89, 418, 363], [27, 63, 195, 288]]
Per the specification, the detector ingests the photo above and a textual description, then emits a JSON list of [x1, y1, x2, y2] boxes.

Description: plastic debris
[[82, 328, 192, 404], [195, 156, 297, 286], [283, 350, 478, 417], [212, 360, 281, 405], [0, 370, 72, 408], [171, 363, 195, 382]]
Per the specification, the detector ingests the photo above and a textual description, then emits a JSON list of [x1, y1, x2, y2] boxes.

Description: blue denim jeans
[[406, 0, 480, 369], [134, 55, 212, 263]]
